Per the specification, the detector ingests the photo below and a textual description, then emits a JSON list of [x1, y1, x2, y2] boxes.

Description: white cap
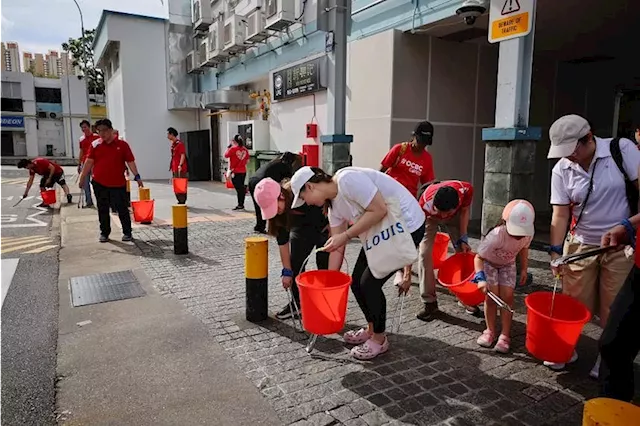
[[502, 199, 535, 237], [290, 166, 315, 208], [547, 114, 591, 159]]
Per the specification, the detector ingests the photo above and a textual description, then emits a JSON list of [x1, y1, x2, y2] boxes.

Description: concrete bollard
[[139, 187, 150, 201], [172, 204, 188, 255], [245, 236, 268, 322], [582, 397, 640, 426]]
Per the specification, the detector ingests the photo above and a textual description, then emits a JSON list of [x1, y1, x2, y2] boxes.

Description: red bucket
[[41, 189, 56, 205], [225, 176, 234, 189], [296, 270, 352, 335], [173, 177, 188, 194], [432, 232, 451, 269], [131, 200, 154, 223], [437, 252, 485, 307], [525, 292, 591, 363]]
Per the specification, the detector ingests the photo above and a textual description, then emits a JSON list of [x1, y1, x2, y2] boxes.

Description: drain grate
[[69, 270, 146, 307]]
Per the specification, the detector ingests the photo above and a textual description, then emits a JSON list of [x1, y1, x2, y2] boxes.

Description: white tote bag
[[356, 197, 419, 279]]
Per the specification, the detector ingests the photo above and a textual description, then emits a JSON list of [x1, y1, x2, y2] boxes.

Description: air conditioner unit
[[192, 0, 213, 31], [198, 40, 211, 68], [245, 9, 268, 43], [207, 20, 229, 63], [235, 0, 262, 16], [223, 14, 248, 54], [37, 111, 47, 119], [265, 0, 296, 31], [49, 112, 57, 119], [186, 50, 200, 73]]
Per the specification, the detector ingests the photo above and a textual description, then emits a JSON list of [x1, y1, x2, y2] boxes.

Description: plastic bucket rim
[[296, 270, 352, 290], [438, 252, 476, 287], [525, 292, 592, 325]]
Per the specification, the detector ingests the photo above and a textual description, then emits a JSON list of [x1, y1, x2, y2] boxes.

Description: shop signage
[[488, 0, 535, 44], [1, 116, 25, 129], [272, 57, 326, 101]]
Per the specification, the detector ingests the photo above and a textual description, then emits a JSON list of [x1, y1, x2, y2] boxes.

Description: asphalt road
[[1, 166, 61, 426]]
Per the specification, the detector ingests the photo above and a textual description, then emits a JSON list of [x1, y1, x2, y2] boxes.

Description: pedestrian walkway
[[1, 235, 57, 255]]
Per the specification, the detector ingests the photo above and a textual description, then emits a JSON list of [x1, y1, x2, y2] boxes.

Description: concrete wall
[[106, 68, 126, 136]]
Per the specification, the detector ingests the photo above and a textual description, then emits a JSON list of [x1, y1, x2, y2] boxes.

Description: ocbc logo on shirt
[[400, 158, 423, 176]]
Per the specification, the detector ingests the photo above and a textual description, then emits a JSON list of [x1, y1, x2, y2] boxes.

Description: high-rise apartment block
[[2, 42, 21, 72], [21, 48, 76, 77]]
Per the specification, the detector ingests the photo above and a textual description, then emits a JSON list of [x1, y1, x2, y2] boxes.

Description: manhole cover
[[69, 270, 146, 307]]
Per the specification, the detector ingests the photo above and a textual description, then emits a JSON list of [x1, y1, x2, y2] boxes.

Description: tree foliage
[[62, 28, 104, 95]]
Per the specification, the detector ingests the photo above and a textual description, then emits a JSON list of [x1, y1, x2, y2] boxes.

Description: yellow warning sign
[[490, 11, 529, 42]]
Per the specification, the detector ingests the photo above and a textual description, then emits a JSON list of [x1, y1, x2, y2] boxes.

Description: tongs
[[391, 290, 406, 333], [550, 246, 616, 268], [486, 290, 514, 313]]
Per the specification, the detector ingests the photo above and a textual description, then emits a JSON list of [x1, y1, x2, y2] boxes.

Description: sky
[[1, 0, 168, 58]]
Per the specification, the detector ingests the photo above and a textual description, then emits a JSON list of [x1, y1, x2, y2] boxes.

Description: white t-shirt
[[478, 226, 532, 267], [328, 167, 425, 233], [550, 137, 640, 245]]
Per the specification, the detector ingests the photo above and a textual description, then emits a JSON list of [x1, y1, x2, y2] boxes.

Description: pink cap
[[254, 178, 282, 220]]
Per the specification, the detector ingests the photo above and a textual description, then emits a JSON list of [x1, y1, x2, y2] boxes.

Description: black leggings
[[232, 173, 246, 207], [288, 227, 329, 303], [351, 222, 425, 334], [599, 265, 640, 402], [248, 177, 265, 231]]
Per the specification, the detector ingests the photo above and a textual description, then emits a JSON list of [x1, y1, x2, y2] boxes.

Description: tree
[[62, 28, 104, 95]]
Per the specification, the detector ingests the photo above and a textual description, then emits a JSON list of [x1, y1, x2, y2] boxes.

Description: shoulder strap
[[393, 142, 409, 168], [571, 158, 599, 233], [609, 137, 629, 180]]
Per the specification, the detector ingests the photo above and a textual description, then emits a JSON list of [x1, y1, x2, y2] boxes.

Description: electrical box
[[306, 123, 318, 139]]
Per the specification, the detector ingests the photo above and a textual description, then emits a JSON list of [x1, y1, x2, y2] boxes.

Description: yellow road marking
[[22, 244, 57, 254], [1, 236, 50, 247], [1, 240, 55, 254]]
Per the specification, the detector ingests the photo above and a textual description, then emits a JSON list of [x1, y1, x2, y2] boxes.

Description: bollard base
[[174, 227, 188, 255], [176, 193, 187, 204], [246, 278, 268, 322]]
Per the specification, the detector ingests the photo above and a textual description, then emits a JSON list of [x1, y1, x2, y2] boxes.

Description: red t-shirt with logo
[[171, 140, 188, 173], [225, 145, 250, 174], [419, 180, 474, 218], [30, 158, 63, 176], [87, 137, 135, 187], [381, 143, 435, 197], [79, 133, 100, 164]]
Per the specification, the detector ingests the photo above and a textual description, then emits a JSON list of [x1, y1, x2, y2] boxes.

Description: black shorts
[[40, 172, 66, 189]]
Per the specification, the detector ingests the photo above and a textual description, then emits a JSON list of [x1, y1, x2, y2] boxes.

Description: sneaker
[[83, 203, 94, 209], [253, 226, 267, 234], [494, 334, 511, 354], [232, 206, 244, 211], [275, 303, 301, 320], [99, 234, 109, 243], [351, 337, 389, 360], [417, 302, 439, 321], [343, 328, 372, 345], [589, 354, 601, 379], [544, 350, 578, 370], [477, 329, 496, 348], [37, 202, 48, 208], [121, 234, 133, 242], [67, 194, 73, 204], [458, 301, 481, 316]]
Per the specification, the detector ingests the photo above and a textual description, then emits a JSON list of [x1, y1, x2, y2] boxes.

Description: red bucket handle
[[300, 247, 350, 274]]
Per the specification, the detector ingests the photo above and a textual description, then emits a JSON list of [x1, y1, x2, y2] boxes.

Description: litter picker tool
[[486, 290, 514, 313], [550, 246, 616, 268], [77, 189, 85, 209], [12, 196, 25, 207], [391, 291, 407, 333]]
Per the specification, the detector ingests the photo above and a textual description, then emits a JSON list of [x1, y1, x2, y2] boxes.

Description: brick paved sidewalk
[[132, 219, 628, 426]]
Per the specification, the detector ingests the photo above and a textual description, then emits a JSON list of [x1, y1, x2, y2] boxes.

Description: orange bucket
[[41, 189, 56, 205], [525, 292, 591, 363], [296, 270, 352, 335], [437, 252, 485, 307], [432, 232, 451, 269], [225, 176, 234, 189], [173, 177, 188, 194], [131, 200, 154, 223]]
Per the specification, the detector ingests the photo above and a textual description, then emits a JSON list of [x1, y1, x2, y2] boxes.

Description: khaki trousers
[[562, 234, 633, 327], [418, 215, 461, 304]]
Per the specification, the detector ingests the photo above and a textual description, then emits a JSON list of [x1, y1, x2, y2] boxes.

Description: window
[[1, 82, 22, 99], [35, 87, 62, 104], [1, 98, 24, 112]]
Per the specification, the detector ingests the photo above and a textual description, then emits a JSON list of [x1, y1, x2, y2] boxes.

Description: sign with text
[[1, 116, 25, 129], [488, 0, 535, 43], [272, 57, 326, 101]]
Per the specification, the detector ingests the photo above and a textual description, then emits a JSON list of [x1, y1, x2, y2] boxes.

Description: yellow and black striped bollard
[[245, 236, 268, 322], [173, 204, 188, 255]]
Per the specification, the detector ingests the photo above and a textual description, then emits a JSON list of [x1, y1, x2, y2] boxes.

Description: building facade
[[1, 71, 90, 159], [2, 42, 21, 72]]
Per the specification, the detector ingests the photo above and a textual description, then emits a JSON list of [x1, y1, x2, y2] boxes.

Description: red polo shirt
[[79, 133, 100, 164], [30, 158, 63, 176], [381, 142, 435, 197], [87, 137, 135, 187], [170, 140, 188, 173], [419, 180, 474, 219]]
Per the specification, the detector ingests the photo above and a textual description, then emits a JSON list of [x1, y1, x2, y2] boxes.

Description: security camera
[[456, 0, 487, 25]]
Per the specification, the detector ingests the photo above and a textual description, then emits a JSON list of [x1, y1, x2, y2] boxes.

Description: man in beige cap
[[546, 114, 640, 375]]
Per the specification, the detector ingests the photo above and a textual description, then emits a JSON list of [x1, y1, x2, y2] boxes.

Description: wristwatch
[[547, 244, 563, 256]]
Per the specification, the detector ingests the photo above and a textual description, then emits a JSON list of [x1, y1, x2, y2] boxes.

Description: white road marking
[[2, 201, 49, 228], [1, 258, 20, 308]]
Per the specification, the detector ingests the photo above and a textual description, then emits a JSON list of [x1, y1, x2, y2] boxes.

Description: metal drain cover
[[70, 270, 146, 307]]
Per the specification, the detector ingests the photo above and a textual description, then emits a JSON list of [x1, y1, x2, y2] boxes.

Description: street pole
[[73, 0, 92, 135], [317, 0, 353, 174]]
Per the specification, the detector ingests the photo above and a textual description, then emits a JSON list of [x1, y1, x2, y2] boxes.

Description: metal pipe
[[352, 0, 388, 16], [72, 0, 92, 129], [206, 109, 260, 117]]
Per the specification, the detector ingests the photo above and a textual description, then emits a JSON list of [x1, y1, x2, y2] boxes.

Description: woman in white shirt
[[290, 166, 426, 360], [547, 114, 640, 375]]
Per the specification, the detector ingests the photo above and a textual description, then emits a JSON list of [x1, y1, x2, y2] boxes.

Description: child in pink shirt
[[472, 200, 535, 353]]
